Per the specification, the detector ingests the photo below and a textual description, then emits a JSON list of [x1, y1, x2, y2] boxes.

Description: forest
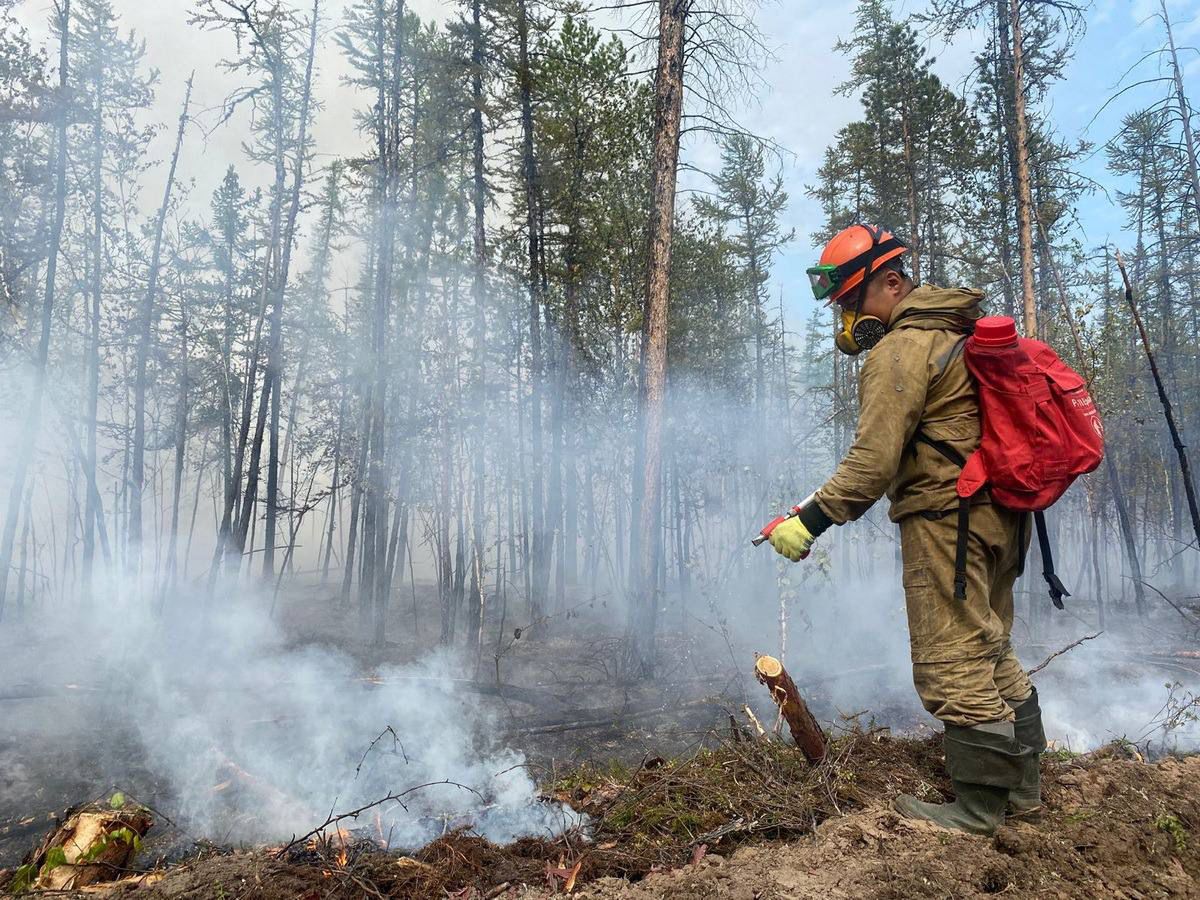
[[3, 0, 1200, 896]]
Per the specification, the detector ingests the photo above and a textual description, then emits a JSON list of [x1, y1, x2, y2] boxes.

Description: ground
[[4, 583, 1200, 897], [5, 735, 1200, 898], [570, 753, 1200, 899]]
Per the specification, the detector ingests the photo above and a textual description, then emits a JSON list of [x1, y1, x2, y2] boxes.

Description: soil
[[6, 587, 1200, 897], [5, 739, 1200, 899], [569, 753, 1200, 899]]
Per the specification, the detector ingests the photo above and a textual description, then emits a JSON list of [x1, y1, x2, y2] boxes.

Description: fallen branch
[[276, 780, 483, 857], [512, 697, 715, 736], [1136, 579, 1200, 631], [1028, 632, 1103, 677]]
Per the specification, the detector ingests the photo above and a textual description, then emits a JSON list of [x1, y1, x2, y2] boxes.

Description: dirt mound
[[7, 735, 1200, 898], [573, 753, 1200, 899]]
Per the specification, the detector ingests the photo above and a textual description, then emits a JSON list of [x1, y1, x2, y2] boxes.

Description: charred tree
[[130, 76, 192, 576], [626, 0, 688, 678], [1115, 249, 1200, 556], [466, 0, 489, 654]]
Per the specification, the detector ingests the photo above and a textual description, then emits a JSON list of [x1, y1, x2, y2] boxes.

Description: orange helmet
[[807, 224, 909, 306]]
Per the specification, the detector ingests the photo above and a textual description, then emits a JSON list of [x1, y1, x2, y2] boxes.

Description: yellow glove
[[768, 516, 815, 562]]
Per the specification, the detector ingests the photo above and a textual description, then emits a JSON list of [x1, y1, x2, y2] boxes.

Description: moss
[[1044, 748, 1082, 763], [1155, 813, 1188, 852]]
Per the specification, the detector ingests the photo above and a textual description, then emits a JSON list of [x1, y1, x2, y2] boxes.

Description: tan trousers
[[899, 502, 1034, 726]]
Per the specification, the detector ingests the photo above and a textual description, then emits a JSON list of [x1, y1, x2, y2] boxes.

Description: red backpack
[[915, 316, 1104, 608]]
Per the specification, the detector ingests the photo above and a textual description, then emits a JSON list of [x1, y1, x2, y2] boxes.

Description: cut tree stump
[[754, 655, 827, 763], [15, 802, 152, 892]]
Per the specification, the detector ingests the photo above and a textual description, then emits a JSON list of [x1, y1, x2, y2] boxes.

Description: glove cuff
[[798, 500, 834, 538]]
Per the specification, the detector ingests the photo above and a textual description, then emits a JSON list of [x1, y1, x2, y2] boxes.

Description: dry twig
[[1028, 632, 1103, 676], [276, 780, 483, 857]]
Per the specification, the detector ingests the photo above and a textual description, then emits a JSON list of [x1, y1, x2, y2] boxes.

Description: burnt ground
[[4, 581, 1200, 896], [5, 734, 1200, 898]]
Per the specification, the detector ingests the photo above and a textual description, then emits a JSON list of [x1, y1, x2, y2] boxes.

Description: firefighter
[[767, 224, 1046, 835]]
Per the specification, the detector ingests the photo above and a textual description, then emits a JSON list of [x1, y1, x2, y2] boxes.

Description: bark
[[361, 0, 404, 643], [130, 75, 192, 575], [340, 386, 371, 601], [82, 42, 105, 603], [15, 486, 32, 616], [747, 216, 765, 435], [1008, 0, 1038, 338], [161, 285, 189, 606], [626, 0, 688, 678], [1115, 250, 1200, 556], [754, 654, 826, 763], [254, 2, 320, 576], [322, 393, 346, 585], [516, 0, 547, 632], [901, 106, 921, 283], [1162, 0, 1200, 233], [994, 0, 1017, 319], [0, 3, 71, 622], [212, 259, 270, 586], [467, 0, 488, 650]]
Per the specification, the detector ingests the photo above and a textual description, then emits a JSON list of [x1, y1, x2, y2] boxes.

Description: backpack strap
[[1034, 511, 1069, 610], [1016, 513, 1028, 577], [912, 434, 970, 601]]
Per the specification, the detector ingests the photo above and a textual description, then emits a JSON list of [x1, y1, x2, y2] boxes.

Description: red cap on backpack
[[972, 316, 1019, 348]]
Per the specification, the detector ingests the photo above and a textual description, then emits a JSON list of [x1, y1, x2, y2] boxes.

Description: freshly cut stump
[[18, 804, 152, 891], [754, 655, 827, 763]]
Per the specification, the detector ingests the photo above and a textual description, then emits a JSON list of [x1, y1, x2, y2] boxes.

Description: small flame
[[336, 846, 348, 868]]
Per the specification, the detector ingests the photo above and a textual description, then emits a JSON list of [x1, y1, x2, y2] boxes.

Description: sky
[[10, 0, 1200, 325]]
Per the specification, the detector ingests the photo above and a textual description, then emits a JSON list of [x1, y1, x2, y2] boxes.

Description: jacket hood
[[887, 284, 984, 334]]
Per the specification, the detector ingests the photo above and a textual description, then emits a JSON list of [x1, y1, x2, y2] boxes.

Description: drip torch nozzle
[[751, 493, 816, 549]]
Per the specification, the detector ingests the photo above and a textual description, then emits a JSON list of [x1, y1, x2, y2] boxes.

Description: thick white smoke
[[0, 574, 581, 850]]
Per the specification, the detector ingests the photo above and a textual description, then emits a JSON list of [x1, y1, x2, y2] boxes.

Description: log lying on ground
[[10, 802, 152, 892], [754, 655, 827, 763]]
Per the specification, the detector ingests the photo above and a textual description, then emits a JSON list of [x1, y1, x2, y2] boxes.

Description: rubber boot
[[1008, 688, 1047, 818], [893, 721, 1027, 836]]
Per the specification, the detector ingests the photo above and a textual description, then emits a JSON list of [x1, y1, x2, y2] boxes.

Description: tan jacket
[[814, 284, 985, 525]]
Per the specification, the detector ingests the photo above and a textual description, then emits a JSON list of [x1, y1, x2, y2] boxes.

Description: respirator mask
[[835, 301, 886, 356]]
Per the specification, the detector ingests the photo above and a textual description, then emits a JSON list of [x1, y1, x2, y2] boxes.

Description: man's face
[[857, 268, 910, 324]]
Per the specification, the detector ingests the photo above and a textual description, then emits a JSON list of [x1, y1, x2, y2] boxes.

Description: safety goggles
[[806, 264, 842, 302]]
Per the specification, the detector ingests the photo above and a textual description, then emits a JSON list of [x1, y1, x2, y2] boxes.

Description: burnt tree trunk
[[516, 0, 547, 632], [131, 76, 192, 577], [626, 0, 688, 678], [1115, 249, 1200, 556], [467, 0, 488, 653]]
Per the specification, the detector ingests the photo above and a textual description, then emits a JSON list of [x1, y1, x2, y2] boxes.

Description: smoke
[[1035, 634, 1200, 755], [0, 575, 581, 850]]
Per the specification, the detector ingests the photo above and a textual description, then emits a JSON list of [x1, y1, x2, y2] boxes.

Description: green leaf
[[9, 863, 36, 894], [41, 846, 68, 874], [109, 792, 126, 809]]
